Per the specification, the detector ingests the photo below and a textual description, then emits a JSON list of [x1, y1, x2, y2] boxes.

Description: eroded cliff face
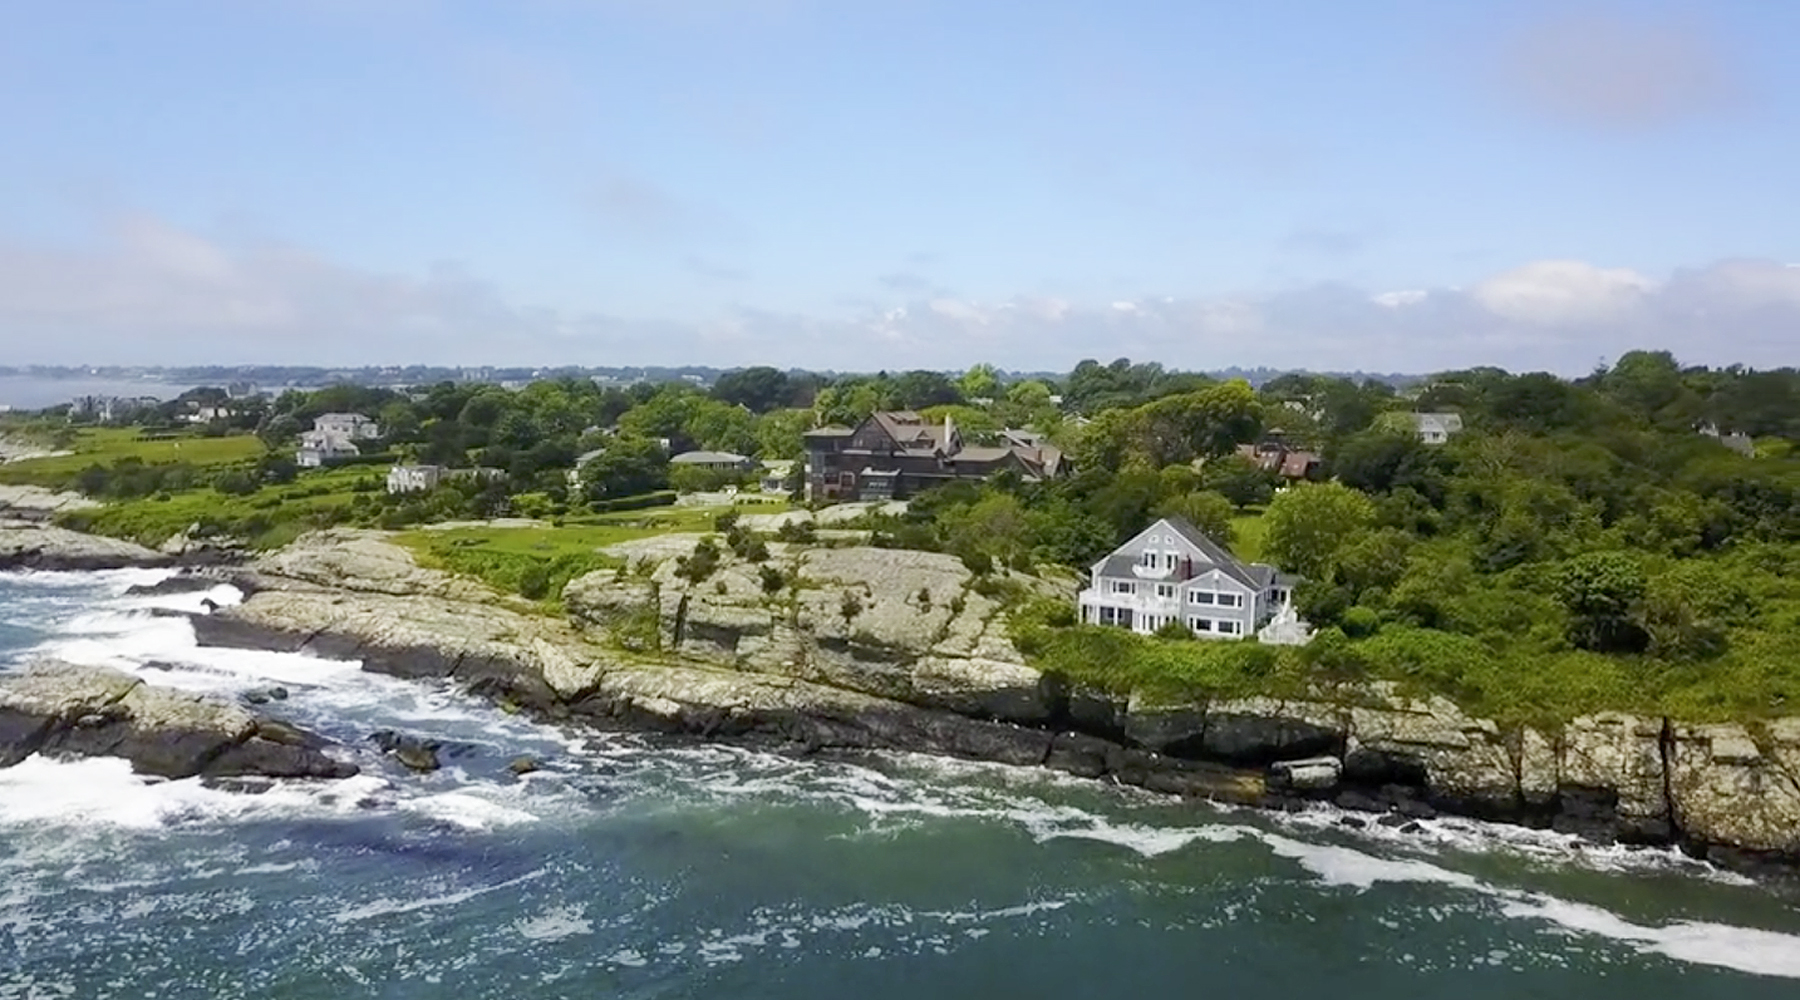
[[563, 539, 1063, 724], [190, 529, 1800, 872]]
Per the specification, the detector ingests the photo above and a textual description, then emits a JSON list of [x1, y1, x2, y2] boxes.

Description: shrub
[[960, 550, 993, 576], [518, 563, 552, 600], [675, 538, 722, 584], [1341, 606, 1382, 638], [758, 565, 786, 594], [775, 519, 816, 543], [1154, 619, 1195, 641], [591, 490, 678, 513]]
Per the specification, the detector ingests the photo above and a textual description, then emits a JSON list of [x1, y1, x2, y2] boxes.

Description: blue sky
[[1, 0, 1796, 372]]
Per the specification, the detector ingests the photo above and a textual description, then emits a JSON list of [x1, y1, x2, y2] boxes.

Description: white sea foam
[[2, 567, 176, 592], [515, 905, 593, 942], [0, 755, 393, 831], [398, 790, 540, 831], [1500, 895, 1800, 979], [330, 869, 546, 924]]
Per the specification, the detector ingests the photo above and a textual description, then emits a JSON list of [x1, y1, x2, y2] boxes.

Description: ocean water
[[0, 377, 199, 412], [3, 573, 1800, 998]]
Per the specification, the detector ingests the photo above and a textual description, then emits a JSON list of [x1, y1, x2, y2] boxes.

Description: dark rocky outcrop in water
[[124, 574, 223, 597], [0, 660, 358, 780], [0, 525, 174, 572], [189, 528, 1800, 877]]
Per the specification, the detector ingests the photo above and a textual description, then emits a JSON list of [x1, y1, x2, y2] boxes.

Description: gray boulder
[[0, 526, 171, 572], [0, 661, 356, 780]]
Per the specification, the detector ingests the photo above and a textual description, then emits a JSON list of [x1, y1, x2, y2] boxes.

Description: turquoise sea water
[[4, 570, 1800, 998]]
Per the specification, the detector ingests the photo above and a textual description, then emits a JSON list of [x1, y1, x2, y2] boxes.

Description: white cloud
[[1371, 290, 1427, 308], [0, 216, 1795, 374], [1471, 259, 1653, 324]]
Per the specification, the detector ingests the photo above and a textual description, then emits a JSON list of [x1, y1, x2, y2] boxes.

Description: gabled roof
[[1159, 516, 1262, 589], [870, 411, 954, 452], [1279, 451, 1320, 479], [947, 445, 1013, 464], [670, 450, 750, 464], [1411, 412, 1464, 434]]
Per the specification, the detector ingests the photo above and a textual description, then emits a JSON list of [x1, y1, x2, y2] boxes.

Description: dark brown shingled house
[[803, 411, 1066, 503]]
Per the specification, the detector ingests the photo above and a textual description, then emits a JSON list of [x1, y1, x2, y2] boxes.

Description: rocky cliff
[[0, 660, 357, 780], [186, 528, 1800, 875], [0, 524, 173, 572]]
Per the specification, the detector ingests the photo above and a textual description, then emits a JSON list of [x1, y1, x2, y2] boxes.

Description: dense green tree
[[890, 370, 964, 409], [957, 363, 1001, 402], [1200, 453, 1278, 509], [754, 408, 813, 460], [1263, 481, 1377, 579], [711, 367, 794, 414], [1555, 551, 1649, 654], [1153, 491, 1238, 548], [579, 436, 669, 500]]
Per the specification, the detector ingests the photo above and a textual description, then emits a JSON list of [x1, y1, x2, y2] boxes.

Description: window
[[1216, 593, 1243, 608], [1218, 620, 1241, 635], [1138, 549, 1156, 567], [1190, 617, 1213, 632], [1111, 580, 1135, 595], [1099, 606, 1119, 626], [1189, 591, 1215, 605], [1163, 551, 1178, 569], [1156, 583, 1175, 599]]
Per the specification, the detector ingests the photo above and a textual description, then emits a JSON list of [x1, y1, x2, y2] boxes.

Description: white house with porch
[[1077, 516, 1307, 643]]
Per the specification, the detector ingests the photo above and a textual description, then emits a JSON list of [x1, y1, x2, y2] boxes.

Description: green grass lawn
[[1229, 508, 1268, 563], [0, 427, 267, 484], [57, 464, 382, 549], [394, 502, 789, 604], [397, 503, 770, 562]]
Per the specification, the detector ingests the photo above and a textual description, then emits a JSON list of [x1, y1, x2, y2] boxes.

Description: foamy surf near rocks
[[0, 660, 357, 780]]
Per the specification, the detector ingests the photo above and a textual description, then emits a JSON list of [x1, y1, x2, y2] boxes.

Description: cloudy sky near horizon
[[1, 0, 1797, 374]]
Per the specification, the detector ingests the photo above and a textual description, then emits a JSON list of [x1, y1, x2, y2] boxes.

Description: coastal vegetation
[[9, 354, 1800, 728], [393, 506, 768, 606]]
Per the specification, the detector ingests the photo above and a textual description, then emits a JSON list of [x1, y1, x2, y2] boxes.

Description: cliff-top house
[[803, 411, 1066, 503], [1077, 516, 1309, 644]]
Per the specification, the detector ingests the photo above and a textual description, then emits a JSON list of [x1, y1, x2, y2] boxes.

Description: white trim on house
[[1076, 516, 1309, 643]]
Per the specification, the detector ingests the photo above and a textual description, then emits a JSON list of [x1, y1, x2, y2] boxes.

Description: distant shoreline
[[0, 377, 202, 412]]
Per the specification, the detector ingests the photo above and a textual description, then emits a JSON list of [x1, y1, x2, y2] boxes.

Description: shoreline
[[187, 603, 1800, 881], [5, 520, 1800, 881]]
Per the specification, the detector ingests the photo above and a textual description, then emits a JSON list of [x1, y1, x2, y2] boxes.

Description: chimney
[[943, 413, 956, 454]]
